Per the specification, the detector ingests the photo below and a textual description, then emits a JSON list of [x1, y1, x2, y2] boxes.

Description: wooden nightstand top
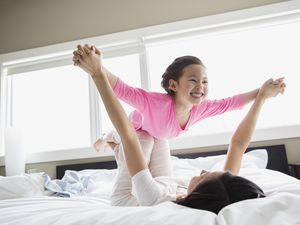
[[289, 163, 300, 166], [289, 163, 300, 179]]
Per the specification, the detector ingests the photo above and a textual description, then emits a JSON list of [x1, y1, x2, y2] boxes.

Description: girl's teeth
[[191, 93, 202, 98]]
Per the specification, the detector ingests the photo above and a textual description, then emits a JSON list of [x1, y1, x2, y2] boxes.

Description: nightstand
[[289, 163, 300, 179]]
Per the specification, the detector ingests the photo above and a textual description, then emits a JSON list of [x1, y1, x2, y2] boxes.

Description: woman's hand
[[73, 44, 104, 79], [176, 194, 187, 202]]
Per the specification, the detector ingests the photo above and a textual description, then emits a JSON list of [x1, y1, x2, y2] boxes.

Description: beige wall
[[1, 0, 298, 178], [0, 0, 287, 54]]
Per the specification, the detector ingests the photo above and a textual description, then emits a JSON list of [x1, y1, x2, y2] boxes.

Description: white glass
[[5, 127, 25, 176], [10, 65, 91, 153]]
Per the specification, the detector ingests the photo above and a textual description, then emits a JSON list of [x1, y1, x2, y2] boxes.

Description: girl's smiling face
[[169, 64, 208, 105]]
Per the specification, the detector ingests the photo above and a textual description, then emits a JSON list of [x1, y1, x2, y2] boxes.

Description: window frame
[[0, 1, 300, 165]]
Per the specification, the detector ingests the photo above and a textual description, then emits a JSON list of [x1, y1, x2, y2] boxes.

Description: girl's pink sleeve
[[113, 78, 148, 111], [193, 94, 245, 122]]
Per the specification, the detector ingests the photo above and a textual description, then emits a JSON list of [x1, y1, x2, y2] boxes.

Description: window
[[147, 20, 300, 137], [99, 54, 141, 134], [8, 65, 91, 153]]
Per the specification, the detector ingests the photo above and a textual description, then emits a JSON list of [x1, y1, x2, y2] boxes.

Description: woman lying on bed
[[74, 45, 286, 214]]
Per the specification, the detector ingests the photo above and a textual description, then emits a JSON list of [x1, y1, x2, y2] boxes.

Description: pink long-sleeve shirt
[[114, 78, 244, 140]]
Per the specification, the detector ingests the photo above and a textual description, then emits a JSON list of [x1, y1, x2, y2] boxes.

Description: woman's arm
[[223, 78, 286, 175], [75, 45, 147, 177]]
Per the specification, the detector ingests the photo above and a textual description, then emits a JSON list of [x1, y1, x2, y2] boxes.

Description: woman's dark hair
[[161, 56, 205, 96], [177, 172, 265, 214]]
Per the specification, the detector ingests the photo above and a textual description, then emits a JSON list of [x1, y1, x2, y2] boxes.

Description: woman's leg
[[110, 130, 154, 206]]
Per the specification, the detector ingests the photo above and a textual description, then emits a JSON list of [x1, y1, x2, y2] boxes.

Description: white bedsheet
[[1, 168, 300, 225]]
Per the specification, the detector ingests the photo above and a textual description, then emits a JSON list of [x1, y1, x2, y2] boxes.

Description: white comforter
[[1, 150, 300, 225], [0, 168, 300, 225]]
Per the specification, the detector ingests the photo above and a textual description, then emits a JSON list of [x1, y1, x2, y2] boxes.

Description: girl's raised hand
[[272, 77, 286, 94], [258, 77, 286, 100]]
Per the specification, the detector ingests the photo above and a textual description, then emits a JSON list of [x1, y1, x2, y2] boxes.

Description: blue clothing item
[[43, 170, 91, 197]]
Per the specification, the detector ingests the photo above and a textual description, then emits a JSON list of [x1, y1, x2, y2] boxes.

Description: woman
[[74, 45, 286, 214]]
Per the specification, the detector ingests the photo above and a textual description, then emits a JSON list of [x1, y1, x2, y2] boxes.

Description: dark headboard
[[56, 144, 289, 179]]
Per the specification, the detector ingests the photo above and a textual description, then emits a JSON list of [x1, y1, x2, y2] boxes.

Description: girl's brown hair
[[161, 56, 205, 96]]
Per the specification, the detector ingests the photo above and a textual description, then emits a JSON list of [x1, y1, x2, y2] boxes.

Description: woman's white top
[[132, 169, 188, 206]]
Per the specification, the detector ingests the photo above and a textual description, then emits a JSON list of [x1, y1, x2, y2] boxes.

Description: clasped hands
[[73, 44, 103, 78]]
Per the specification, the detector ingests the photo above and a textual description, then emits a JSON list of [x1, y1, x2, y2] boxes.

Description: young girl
[[73, 44, 278, 149], [75, 47, 285, 213]]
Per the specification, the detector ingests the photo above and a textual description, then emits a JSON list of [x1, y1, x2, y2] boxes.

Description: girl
[[75, 46, 286, 213], [73, 45, 277, 149]]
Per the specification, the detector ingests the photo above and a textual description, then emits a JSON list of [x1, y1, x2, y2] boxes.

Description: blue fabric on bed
[[44, 170, 91, 197]]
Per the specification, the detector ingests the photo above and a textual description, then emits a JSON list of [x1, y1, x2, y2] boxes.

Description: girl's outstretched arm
[[224, 78, 286, 175], [75, 45, 147, 177]]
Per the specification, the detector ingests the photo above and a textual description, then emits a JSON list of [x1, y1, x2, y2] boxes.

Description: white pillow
[[0, 173, 45, 200], [171, 155, 218, 178], [77, 169, 117, 198], [210, 149, 268, 171], [171, 149, 268, 176], [77, 169, 117, 182]]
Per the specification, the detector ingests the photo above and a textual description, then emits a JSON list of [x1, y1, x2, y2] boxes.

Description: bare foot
[[93, 131, 119, 152]]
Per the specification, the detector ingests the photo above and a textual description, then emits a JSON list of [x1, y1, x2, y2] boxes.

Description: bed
[[1, 144, 300, 225]]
